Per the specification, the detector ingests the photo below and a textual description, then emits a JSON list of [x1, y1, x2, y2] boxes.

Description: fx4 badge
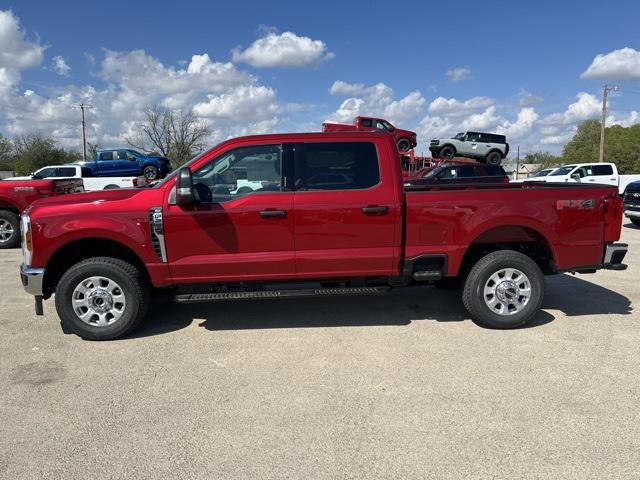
[[556, 199, 595, 210]]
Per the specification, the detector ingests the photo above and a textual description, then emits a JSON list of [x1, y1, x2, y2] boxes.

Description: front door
[[164, 142, 296, 283], [293, 139, 401, 279]]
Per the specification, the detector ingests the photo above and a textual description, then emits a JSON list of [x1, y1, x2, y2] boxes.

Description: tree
[[0, 133, 13, 171], [12, 135, 67, 175], [126, 105, 211, 166], [561, 119, 640, 173], [562, 119, 600, 165]]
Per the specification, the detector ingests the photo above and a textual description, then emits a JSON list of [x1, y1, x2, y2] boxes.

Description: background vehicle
[[525, 168, 556, 181], [429, 131, 509, 165], [76, 149, 171, 180], [12, 164, 141, 191], [624, 180, 640, 226], [404, 163, 509, 187], [20, 132, 627, 340], [541, 162, 640, 195], [323, 116, 417, 151], [0, 178, 82, 248]]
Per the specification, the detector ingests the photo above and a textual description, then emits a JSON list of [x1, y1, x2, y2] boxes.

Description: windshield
[[422, 167, 442, 179], [453, 132, 465, 140], [549, 166, 575, 176], [531, 169, 552, 177]]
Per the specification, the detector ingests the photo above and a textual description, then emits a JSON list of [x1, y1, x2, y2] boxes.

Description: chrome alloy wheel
[[0, 219, 14, 243], [71, 276, 127, 326], [483, 268, 532, 316]]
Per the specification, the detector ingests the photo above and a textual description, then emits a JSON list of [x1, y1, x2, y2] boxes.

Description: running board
[[174, 286, 391, 303]]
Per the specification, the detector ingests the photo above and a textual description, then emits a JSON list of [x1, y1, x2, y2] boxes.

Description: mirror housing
[[570, 173, 581, 180], [176, 167, 195, 205]]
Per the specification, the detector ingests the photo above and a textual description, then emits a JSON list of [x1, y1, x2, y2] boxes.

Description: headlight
[[21, 214, 32, 266]]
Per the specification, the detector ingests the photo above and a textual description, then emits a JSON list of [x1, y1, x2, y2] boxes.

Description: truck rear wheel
[[462, 250, 544, 329], [486, 151, 503, 166], [0, 210, 20, 249], [397, 138, 411, 152], [143, 165, 159, 180], [55, 257, 149, 340]]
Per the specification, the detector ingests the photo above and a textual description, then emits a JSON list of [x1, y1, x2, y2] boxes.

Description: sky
[[1, 0, 640, 156]]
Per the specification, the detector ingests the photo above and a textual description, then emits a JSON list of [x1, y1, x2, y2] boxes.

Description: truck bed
[[404, 181, 620, 275]]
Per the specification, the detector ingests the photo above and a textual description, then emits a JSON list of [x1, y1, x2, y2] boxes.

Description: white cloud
[[445, 66, 472, 82], [327, 82, 425, 124], [0, 10, 45, 72], [329, 80, 366, 96], [51, 55, 70, 76], [581, 47, 640, 80], [542, 92, 600, 125], [193, 85, 277, 122], [428, 96, 495, 117], [518, 90, 543, 107], [232, 31, 333, 68]]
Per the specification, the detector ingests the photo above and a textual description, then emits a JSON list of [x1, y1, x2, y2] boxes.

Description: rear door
[[293, 139, 401, 279], [591, 164, 617, 186]]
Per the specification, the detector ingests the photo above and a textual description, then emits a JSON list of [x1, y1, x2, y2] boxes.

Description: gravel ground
[[1, 223, 639, 479]]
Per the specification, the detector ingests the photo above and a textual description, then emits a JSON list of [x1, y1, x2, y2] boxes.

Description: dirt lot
[[1, 224, 639, 479]]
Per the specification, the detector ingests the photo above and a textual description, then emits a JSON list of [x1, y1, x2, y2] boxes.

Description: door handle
[[259, 209, 287, 218], [361, 205, 389, 215]]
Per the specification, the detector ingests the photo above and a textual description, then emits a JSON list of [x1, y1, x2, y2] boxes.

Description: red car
[[323, 116, 417, 151], [0, 178, 82, 248], [20, 132, 627, 340]]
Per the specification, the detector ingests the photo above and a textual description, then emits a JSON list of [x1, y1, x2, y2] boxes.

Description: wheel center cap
[[496, 281, 518, 302], [88, 289, 113, 313]]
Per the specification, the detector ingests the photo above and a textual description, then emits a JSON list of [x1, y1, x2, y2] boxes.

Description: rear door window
[[360, 118, 373, 128], [57, 167, 76, 177], [298, 142, 380, 191], [99, 151, 113, 161], [593, 164, 614, 176]]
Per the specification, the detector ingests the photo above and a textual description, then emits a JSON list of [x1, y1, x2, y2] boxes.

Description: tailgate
[[52, 178, 84, 194]]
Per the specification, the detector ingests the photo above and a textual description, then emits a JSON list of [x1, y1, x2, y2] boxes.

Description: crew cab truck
[[76, 149, 171, 180], [12, 164, 141, 191], [323, 116, 417, 151], [539, 162, 640, 195], [20, 132, 628, 340], [0, 178, 82, 248]]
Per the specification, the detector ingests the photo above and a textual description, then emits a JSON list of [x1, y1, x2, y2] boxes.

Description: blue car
[[76, 149, 172, 180]]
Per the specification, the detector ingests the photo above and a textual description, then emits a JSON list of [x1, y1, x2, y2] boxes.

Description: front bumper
[[624, 208, 640, 218], [603, 243, 628, 271], [20, 264, 45, 296]]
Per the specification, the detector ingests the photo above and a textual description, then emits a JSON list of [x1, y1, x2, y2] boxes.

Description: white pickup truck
[[13, 164, 141, 191], [530, 162, 640, 195]]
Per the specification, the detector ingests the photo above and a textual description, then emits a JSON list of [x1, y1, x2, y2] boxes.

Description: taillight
[[603, 195, 623, 242]]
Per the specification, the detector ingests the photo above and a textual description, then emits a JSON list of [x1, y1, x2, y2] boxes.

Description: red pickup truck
[[20, 132, 627, 340], [0, 178, 83, 248], [323, 116, 417, 152]]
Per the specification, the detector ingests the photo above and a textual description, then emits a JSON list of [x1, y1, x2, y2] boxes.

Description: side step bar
[[175, 286, 390, 304]]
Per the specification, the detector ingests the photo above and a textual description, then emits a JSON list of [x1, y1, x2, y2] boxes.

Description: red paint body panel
[[322, 116, 417, 148], [0, 178, 83, 212], [23, 132, 624, 291]]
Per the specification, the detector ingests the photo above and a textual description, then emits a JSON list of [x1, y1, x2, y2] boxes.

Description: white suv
[[429, 131, 509, 165]]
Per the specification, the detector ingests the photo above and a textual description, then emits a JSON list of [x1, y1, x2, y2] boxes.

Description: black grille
[[148, 209, 163, 260]]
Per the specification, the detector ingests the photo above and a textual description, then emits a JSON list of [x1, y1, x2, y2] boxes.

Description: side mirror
[[32, 173, 42, 179], [176, 167, 195, 205], [128, 155, 137, 161], [570, 173, 581, 180]]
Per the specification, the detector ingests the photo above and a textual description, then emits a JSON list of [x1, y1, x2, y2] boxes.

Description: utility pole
[[599, 84, 619, 163], [515, 145, 520, 181], [77, 103, 93, 161]]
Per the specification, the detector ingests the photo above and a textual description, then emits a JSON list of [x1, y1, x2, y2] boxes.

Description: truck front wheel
[[143, 165, 159, 180], [397, 138, 411, 152], [55, 257, 149, 340], [462, 250, 544, 329], [0, 211, 20, 249]]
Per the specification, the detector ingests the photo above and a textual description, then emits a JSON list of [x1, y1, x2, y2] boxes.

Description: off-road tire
[[486, 151, 503, 166], [440, 145, 456, 160], [397, 138, 411, 152], [462, 250, 544, 329], [0, 210, 20, 249], [55, 257, 149, 340]]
